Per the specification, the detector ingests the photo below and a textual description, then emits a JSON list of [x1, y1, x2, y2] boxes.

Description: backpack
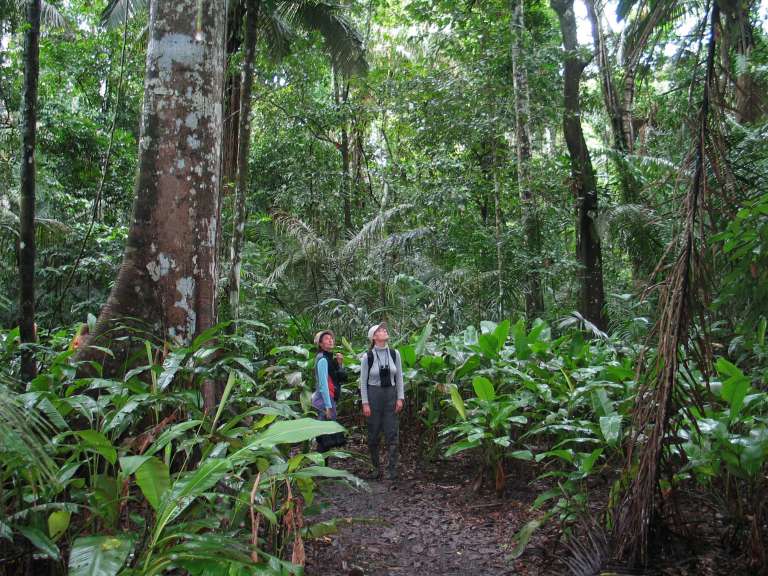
[[366, 348, 397, 380]]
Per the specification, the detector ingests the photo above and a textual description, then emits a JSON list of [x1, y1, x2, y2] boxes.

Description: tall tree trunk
[[510, 0, 544, 320], [585, 0, 650, 283], [493, 166, 504, 320], [551, 0, 608, 331], [18, 0, 41, 381], [228, 0, 258, 325], [718, 0, 762, 123], [333, 67, 353, 231], [222, 1, 245, 192], [83, 0, 226, 380]]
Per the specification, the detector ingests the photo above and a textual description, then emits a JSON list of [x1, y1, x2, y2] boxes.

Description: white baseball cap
[[367, 322, 387, 341]]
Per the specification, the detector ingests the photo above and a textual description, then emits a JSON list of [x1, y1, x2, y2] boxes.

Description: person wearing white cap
[[360, 322, 404, 480]]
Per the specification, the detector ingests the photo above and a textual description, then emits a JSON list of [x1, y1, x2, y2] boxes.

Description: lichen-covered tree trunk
[[18, 0, 41, 381], [228, 0, 258, 324], [510, 0, 544, 320], [551, 0, 608, 331], [84, 0, 226, 367]]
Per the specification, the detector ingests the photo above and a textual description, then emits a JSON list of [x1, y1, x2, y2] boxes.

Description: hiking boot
[[364, 468, 383, 481]]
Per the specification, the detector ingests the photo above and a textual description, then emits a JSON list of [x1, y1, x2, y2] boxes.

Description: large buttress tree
[[84, 0, 226, 368]]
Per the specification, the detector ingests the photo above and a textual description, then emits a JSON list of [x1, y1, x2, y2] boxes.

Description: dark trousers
[[366, 385, 399, 475]]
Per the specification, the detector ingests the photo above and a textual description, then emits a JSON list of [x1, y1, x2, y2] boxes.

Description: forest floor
[[303, 423, 561, 576], [303, 422, 758, 576]]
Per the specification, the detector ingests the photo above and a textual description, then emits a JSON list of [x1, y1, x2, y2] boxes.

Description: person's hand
[[395, 399, 404, 414], [325, 407, 333, 419], [335, 352, 344, 365], [362, 403, 371, 417]]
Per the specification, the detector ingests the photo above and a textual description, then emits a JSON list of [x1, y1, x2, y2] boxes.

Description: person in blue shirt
[[312, 330, 346, 450]]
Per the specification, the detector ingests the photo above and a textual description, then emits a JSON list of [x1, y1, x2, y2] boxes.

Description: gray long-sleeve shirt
[[360, 345, 405, 404]]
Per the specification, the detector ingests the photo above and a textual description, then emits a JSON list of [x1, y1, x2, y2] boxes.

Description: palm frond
[[0, 379, 59, 486], [280, 0, 367, 75], [341, 204, 412, 259], [258, 5, 295, 62], [272, 212, 329, 258], [13, 0, 70, 29], [99, 0, 148, 28], [372, 227, 431, 259], [558, 311, 610, 340]]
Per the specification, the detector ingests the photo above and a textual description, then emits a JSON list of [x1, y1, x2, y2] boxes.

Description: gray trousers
[[366, 385, 399, 474]]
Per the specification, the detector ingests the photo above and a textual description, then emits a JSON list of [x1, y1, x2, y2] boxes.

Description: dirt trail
[[304, 433, 554, 576]]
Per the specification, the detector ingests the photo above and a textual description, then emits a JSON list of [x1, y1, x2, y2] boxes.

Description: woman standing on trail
[[360, 322, 405, 480], [312, 330, 346, 451]]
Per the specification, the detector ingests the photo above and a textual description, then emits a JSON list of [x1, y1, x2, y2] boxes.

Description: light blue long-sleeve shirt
[[315, 357, 333, 409]]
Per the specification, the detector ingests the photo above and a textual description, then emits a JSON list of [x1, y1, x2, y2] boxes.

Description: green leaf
[[599, 415, 622, 446], [449, 385, 466, 420], [509, 450, 534, 461], [151, 458, 232, 549], [269, 345, 309, 358], [191, 321, 233, 351], [445, 439, 480, 457], [135, 457, 170, 511], [578, 448, 604, 476], [245, 418, 344, 451], [494, 320, 511, 352], [156, 352, 184, 391], [514, 319, 531, 360], [399, 344, 416, 368], [92, 474, 119, 527], [508, 515, 549, 559], [304, 519, 339, 539], [472, 376, 495, 401], [119, 455, 152, 476], [48, 510, 71, 541], [477, 333, 499, 358], [210, 371, 237, 432], [69, 535, 133, 576], [19, 526, 60, 560], [76, 430, 117, 465], [717, 358, 751, 420], [414, 319, 433, 356]]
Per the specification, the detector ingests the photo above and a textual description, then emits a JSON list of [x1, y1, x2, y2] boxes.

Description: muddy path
[[303, 430, 557, 576]]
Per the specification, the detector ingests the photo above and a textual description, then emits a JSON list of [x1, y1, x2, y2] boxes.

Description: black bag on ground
[[317, 431, 346, 452]]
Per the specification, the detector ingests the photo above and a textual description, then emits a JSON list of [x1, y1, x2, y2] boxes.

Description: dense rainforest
[[0, 0, 766, 574]]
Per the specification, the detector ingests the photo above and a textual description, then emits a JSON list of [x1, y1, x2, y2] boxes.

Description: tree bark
[[718, 0, 762, 123], [222, 1, 245, 191], [228, 0, 258, 325], [551, 0, 608, 331], [585, 0, 650, 283], [18, 0, 41, 381], [510, 0, 544, 320], [334, 66, 353, 231], [83, 0, 226, 371], [493, 166, 504, 320]]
